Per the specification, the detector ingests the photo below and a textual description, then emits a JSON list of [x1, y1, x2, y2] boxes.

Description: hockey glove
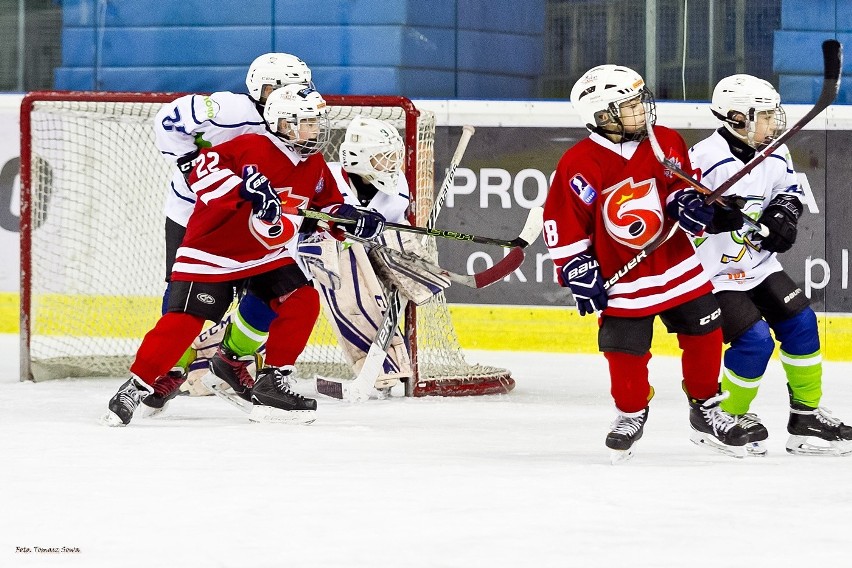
[[331, 204, 386, 241], [176, 149, 200, 181], [666, 189, 715, 237], [241, 165, 281, 223], [560, 252, 608, 316], [757, 194, 802, 253], [706, 197, 746, 234]]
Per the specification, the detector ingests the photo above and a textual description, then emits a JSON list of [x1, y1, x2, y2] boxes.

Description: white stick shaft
[[426, 125, 475, 231]]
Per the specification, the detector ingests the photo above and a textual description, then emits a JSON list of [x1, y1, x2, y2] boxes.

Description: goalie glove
[[330, 204, 386, 241], [560, 252, 608, 316], [241, 165, 281, 223], [666, 189, 714, 237], [756, 194, 802, 253]]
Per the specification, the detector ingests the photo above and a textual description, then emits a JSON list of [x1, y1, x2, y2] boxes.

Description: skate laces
[[813, 408, 842, 427], [219, 349, 256, 388], [611, 410, 646, 436], [737, 413, 763, 429], [152, 370, 185, 397], [701, 392, 737, 433]]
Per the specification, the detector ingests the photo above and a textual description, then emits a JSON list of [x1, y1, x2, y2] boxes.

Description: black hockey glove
[[666, 189, 714, 236], [757, 194, 802, 253], [176, 149, 200, 181], [241, 165, 281, 223], [706, 197, 745, 234], [560, 252, 608, 316], [331, 204, 386, 241]]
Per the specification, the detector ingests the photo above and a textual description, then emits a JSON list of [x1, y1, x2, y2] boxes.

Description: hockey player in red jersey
[[101, 84, 386, 427], [543, 64, 747, 463]]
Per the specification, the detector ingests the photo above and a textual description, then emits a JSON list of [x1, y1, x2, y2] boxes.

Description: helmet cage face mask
[[339, 117, 404, 194], [572, 65, 655, 142], [264, 86, 330, 157], [711, 74, 786, 149]]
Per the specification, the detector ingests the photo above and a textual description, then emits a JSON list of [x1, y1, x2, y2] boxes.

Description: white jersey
[[153, 91, 268, 226], [689, 130, 802, 292]]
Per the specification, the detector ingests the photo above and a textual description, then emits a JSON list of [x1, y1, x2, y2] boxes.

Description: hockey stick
[[316, 127, 479, 402], [645, 124, 770, 237], [427, 125, 475, 231], [703, 39, 842, 206], [281, 205, 543, 249]]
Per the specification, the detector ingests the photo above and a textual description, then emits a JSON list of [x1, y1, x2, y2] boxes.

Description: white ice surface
[[1, 333, 850, 567]]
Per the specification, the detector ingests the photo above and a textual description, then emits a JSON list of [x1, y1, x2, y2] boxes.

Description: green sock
[[222, 316, 268, 358], [719, 367, 762, 415], [781, 348, 822, 407], [174, 346, 196, 372]]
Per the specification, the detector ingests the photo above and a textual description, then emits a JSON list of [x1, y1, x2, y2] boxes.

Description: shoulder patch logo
[[315, 178, 325, 194], [569, 174, 598, 205]]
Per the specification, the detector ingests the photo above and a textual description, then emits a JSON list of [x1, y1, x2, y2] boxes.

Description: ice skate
[[202, 344, 259, 413], [101, 376, 154, 427], [688, 392, 748, 458], [735, 413, 769, 457], [140, 368, 187, 418], [605, 407, 649, 465], [786, 402, 852, 456], [250, 366, 317, 425]]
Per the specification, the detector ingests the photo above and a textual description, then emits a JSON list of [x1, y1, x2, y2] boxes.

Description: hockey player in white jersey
[[141, 53, 313, 414], [690, 74, 852, 456]]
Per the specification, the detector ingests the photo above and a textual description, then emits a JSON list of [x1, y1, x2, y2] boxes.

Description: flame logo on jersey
[[249, 187, 309, 250], [601, 177, 664, 249]]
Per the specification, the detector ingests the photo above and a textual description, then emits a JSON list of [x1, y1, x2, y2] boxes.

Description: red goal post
[[19, 91, 513, 397]]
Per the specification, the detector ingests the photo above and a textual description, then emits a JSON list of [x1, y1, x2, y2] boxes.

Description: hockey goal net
[[20, 91, 513, 396]]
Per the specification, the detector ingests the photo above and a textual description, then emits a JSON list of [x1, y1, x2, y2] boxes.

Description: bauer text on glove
[[560, 252, 608, 316], [757, 194, 802, 253], [240, 165, 281, 223]]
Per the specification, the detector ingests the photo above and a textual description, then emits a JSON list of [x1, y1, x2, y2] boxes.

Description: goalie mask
[[711, 74, 786, 149], [571, 64, 656, 142], [339, 116, 404, 195], [246, 53, 312, 105], [263, 84, 330, 157]]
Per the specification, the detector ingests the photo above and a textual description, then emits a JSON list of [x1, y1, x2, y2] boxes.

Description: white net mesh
[[22, 93, 511, 394]]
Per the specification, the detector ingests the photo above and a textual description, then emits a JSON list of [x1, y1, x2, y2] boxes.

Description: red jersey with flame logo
[[174, 132, 342, 282], [543, 126, 713, 317]]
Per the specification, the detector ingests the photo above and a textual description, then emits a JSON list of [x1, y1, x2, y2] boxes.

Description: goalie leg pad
[[318, 243, 412, 378], [369, 232, 449, 305]]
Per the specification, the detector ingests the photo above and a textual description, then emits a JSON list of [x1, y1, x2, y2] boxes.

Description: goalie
[[181, 116, 445, 398]]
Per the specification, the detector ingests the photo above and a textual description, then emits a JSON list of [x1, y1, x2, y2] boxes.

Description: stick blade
[[822, 39, 843, 82], [473, 247, 524, 288]]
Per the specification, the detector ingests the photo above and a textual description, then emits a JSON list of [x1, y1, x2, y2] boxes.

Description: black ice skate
[[250, 366, 317, 425], [101, 376, 154, 427], [786, 402, 852, 456], [606, 407, 649, 465], [141, 368, 187, 417], [735, 413, 769, 457], [688, 392, 748, 458], [201, 344, 259, 413]]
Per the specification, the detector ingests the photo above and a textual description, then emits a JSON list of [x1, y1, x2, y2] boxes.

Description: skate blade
[[786, 435, 852, 457], [140, 404, 167, 419], [746, 441, 767, 457], [100, 410, 127, 427], [609, 448, 636, 465], [689, 431, 746, 459], [201, 372, 252, 414], [248, 405, 316, 425]]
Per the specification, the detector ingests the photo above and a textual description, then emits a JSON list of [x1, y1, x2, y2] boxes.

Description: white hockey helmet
[[570, 64, 655, 141], [263, 84, 330, 157], [711, 74, 786, 148], [339, 116, 405, 195], [246, 53, 312, 104]]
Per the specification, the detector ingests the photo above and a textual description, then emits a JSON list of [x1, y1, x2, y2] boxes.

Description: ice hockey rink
[[1, 333, 850, 568]]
